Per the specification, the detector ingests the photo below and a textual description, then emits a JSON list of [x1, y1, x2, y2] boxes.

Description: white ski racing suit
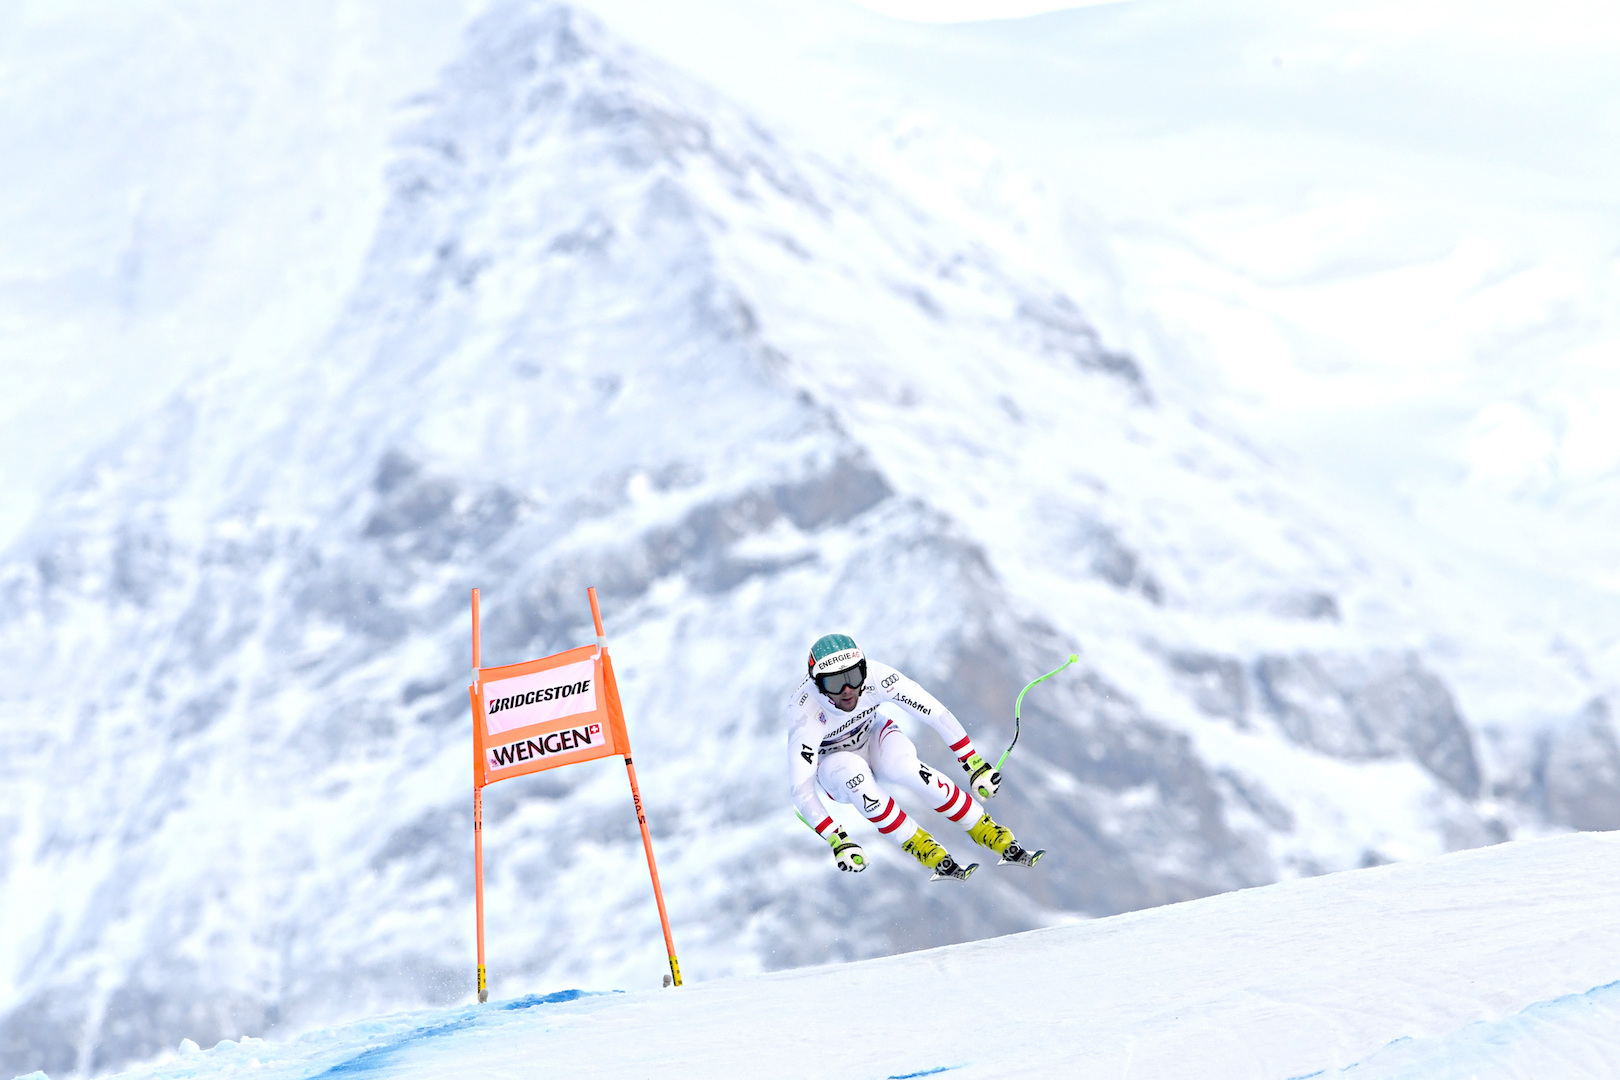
[[787, 659, 985, 847]]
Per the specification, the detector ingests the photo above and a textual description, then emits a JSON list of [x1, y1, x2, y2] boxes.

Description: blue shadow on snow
[[1284, 977, 1620, 1079]]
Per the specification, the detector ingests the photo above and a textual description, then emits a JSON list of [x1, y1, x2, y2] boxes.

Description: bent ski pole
[[996, 653, 1079, 772]]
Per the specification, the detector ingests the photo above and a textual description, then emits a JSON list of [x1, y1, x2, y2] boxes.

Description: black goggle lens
[[817, 664, 866, 695]]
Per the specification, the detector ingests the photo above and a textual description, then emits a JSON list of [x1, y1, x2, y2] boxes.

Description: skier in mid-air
[[788, 633, 1043, 880]]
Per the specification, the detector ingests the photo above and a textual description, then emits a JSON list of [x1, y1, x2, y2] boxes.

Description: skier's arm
[[870, 664, 978, 762], [787, 707, 838, 840], [871, 663, 1001, 797], [787, 710, 867, 871]]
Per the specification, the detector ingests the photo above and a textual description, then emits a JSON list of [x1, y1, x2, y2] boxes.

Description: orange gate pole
[[472, 588, 488, 1003], [588, 587, 682, 987]]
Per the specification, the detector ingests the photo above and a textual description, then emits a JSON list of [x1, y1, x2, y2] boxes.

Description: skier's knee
[[816, 751, 870, 799]]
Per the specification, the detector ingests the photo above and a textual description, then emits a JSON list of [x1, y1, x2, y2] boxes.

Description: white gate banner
[[481, 657, 597, 736]]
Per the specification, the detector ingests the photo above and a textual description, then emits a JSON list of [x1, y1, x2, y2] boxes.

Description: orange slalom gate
[[469, 586, 682, 1000]]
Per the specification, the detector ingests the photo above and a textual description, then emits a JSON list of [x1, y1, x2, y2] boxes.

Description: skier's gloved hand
[[827, 826, 867, 872], [962, 753, 1001, 799]]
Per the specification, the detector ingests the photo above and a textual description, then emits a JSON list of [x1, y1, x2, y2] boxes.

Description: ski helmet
[[808, 633, 867, 695]]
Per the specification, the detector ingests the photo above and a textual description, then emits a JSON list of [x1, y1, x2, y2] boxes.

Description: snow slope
[[54, 832, 1620, 1080]]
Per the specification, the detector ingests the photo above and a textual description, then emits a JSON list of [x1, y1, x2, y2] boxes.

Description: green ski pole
[[996, 653, 1079, 773]]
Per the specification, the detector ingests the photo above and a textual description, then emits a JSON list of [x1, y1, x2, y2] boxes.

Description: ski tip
[[962, 861, 980, 879]]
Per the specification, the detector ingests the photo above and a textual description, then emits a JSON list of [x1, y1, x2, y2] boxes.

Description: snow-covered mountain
[[2, 3, 1616, 1076]]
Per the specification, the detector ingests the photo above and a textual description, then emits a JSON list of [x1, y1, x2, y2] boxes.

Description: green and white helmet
[[808, 633, 868, 696]]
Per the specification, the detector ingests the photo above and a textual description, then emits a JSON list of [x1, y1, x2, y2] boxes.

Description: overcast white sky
[[856, 0, 1620, 42], [849, 0, 1119, 19]]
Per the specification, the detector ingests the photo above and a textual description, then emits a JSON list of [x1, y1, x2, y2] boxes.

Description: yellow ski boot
[[967, 811, 1044, 867], [902, 826, 977, 882]]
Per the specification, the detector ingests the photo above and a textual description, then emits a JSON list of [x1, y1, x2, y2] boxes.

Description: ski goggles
[[816, 661, 867, 696]]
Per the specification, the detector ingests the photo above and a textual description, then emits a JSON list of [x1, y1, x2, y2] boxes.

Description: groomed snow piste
[[50, 832, 1620, 1080]]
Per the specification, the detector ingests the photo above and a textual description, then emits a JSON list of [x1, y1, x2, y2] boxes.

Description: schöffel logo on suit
[[487, 723, 603, 770], [894, 693, 931, 716]]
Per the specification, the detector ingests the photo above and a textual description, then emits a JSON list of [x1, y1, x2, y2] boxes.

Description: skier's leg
[[818, 746, 972, 879], [857, 722, 977, 878], [873, 720, 1043, 867], [870, 719, 981, 830], [815, 750, 913, 844]]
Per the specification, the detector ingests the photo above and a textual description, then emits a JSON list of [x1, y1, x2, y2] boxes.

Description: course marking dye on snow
[[501, 988, 593, 1011], [311, 991, 598, 1078], [315, 1016, 479, 1078], [886, 1068, 958, 1079]]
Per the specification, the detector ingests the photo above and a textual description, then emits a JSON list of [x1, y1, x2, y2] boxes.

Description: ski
[[930, 856, 978, 882], [999, 842, 1043, 867]]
